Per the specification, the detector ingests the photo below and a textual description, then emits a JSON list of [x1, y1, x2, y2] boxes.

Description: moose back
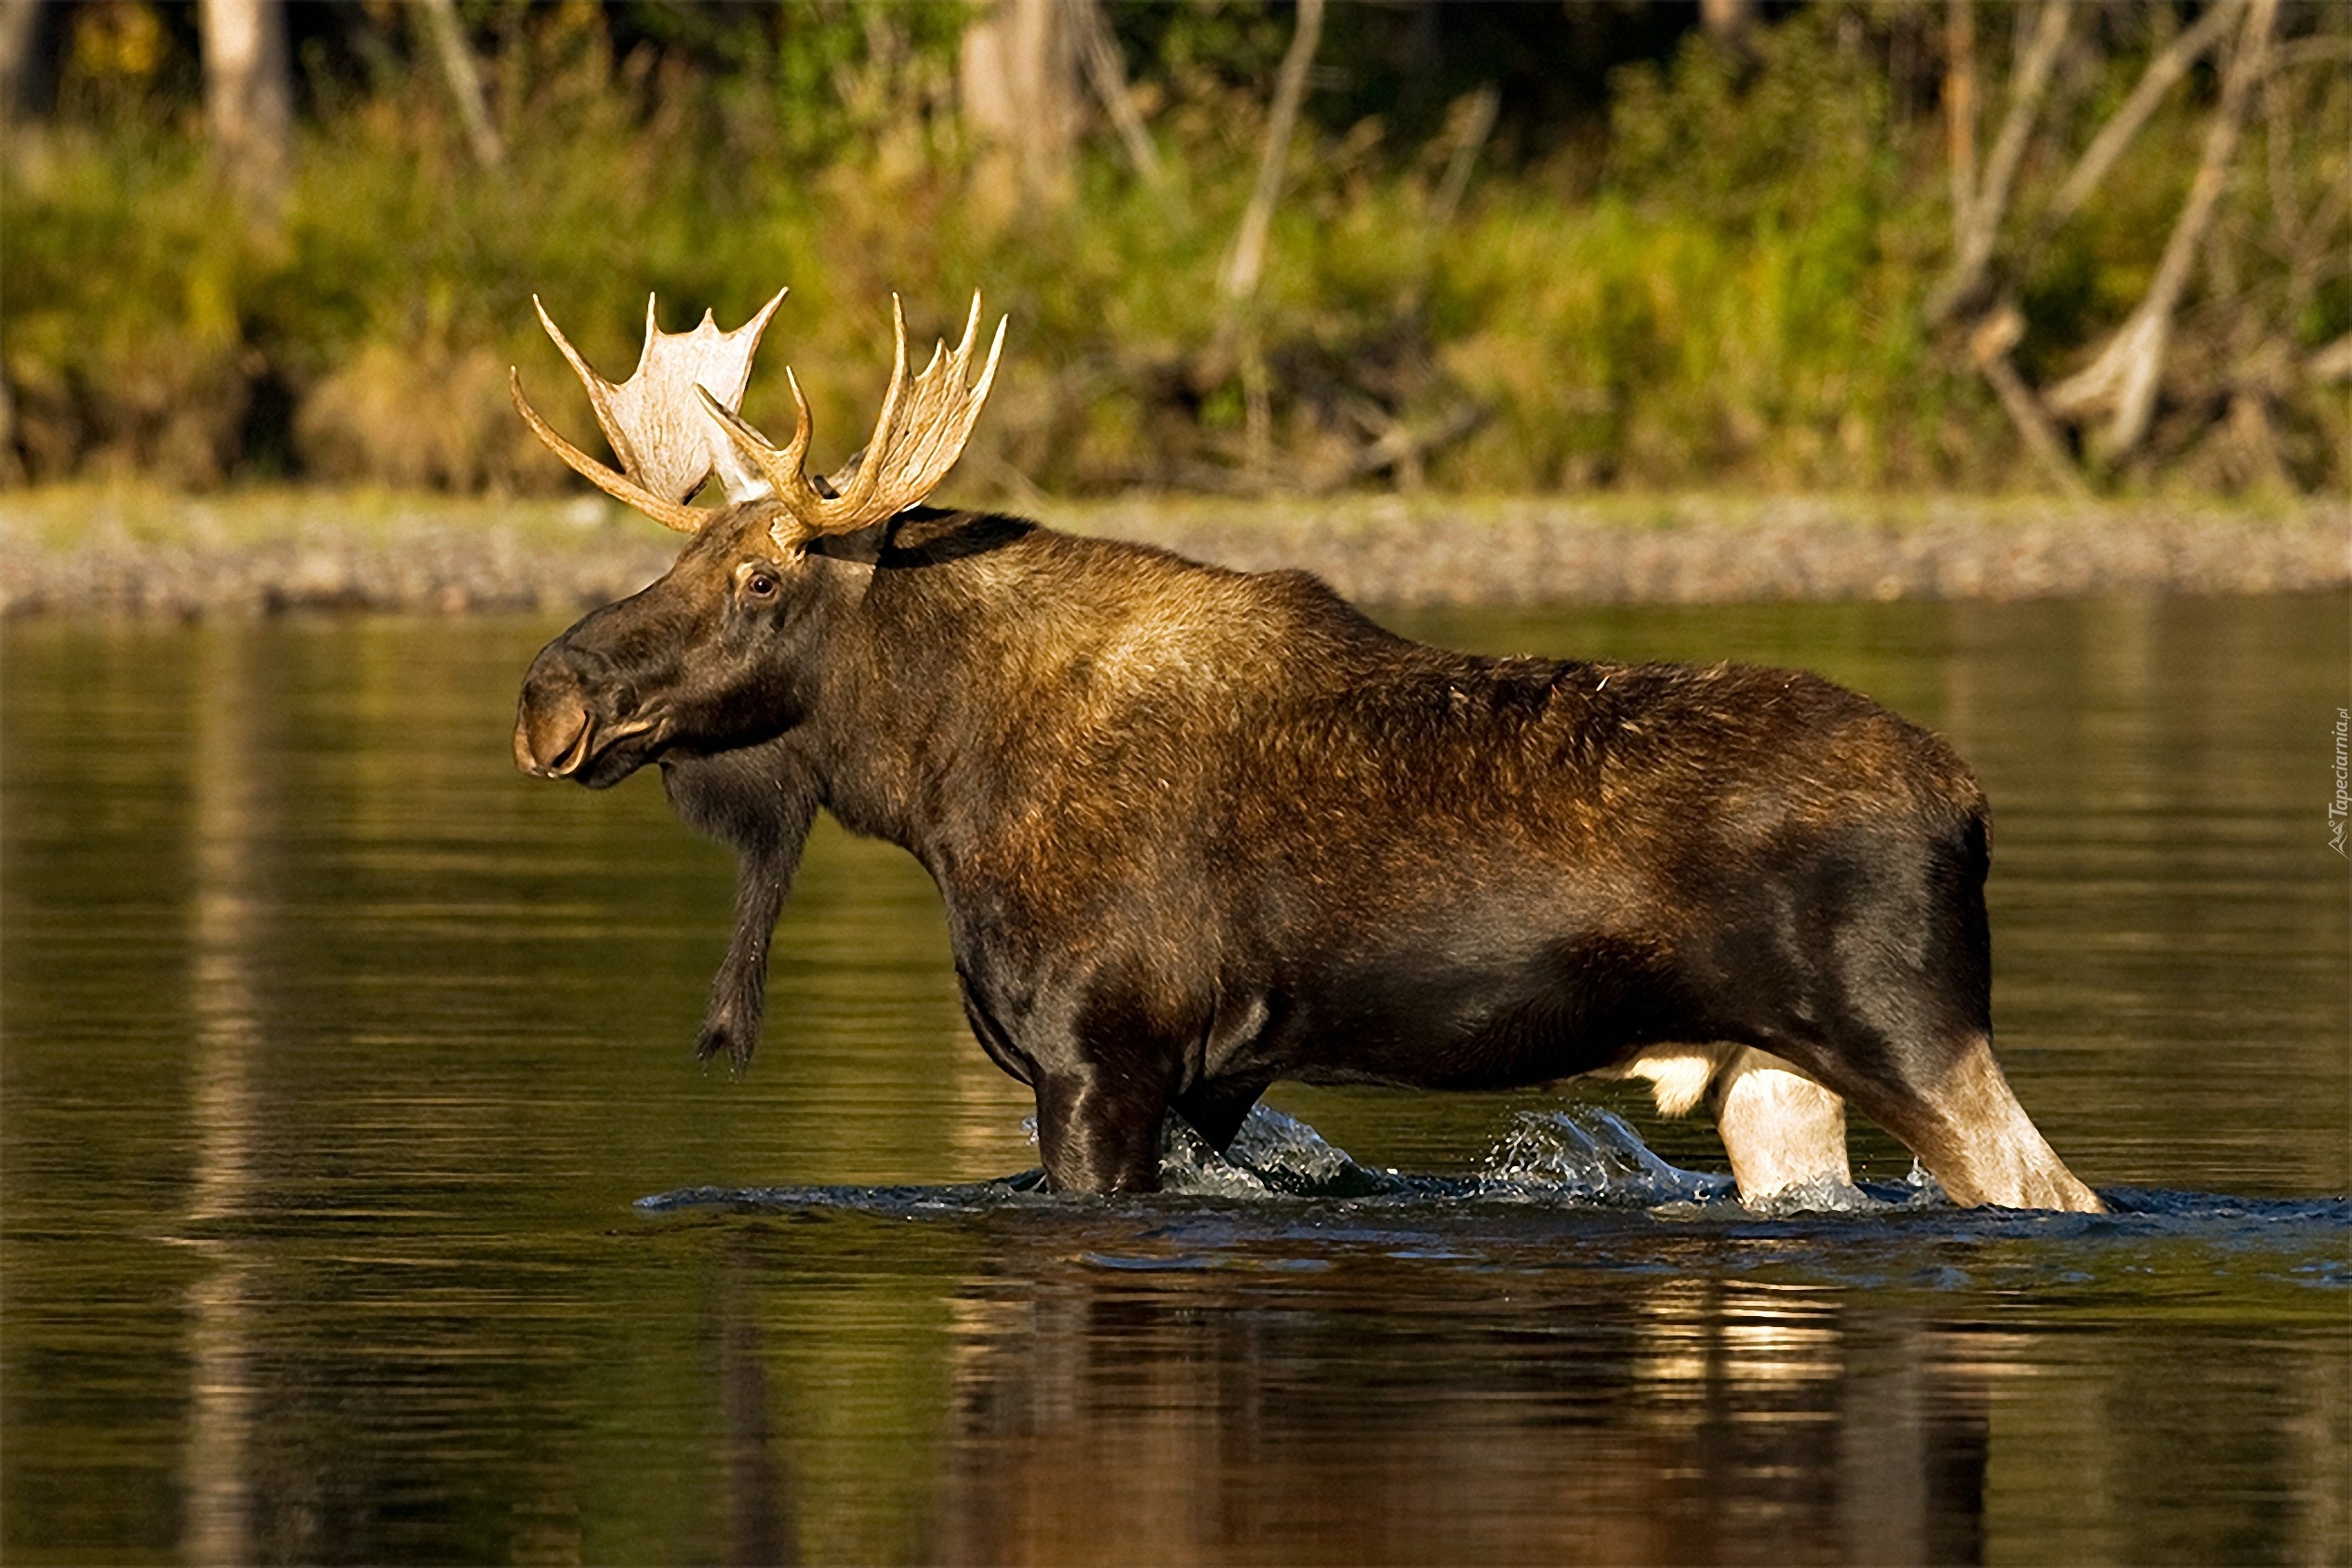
[[509, 291, 2102, 1212]]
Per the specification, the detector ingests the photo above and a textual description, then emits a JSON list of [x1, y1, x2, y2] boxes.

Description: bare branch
[[1944, 0, 1979, 246], [2036, 0, 2241, 241], [417, 0, 504, 171], [1428, 83, 1500, 238], [1218, 0, 1325, 311], [1929, 0, 2074, 326], [1072, 0, 1166, 194], [1968, 305, 2089, 497], [2046, 0, 2279, 459], [2308, 332, 2352, 384]]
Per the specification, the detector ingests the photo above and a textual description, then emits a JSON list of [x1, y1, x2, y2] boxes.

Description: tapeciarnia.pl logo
[[2331, 708, 2348, 857]]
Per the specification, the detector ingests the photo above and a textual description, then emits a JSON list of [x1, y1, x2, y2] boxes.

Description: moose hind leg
[[1859, 1032, 2103, 1212], [1708, 1049, 1853, 1203]]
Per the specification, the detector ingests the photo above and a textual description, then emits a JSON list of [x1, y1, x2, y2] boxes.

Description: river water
[[4, 595, 2346, 1565]]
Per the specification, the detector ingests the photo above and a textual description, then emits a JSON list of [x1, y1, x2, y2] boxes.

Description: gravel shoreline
[[3, 488, 2344, 616]]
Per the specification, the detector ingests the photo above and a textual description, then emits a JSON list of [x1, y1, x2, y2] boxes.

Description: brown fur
[[515, 503, 2104, 1211]]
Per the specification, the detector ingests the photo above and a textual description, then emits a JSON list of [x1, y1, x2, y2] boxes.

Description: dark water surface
[[5, 596, 2346, 1565]]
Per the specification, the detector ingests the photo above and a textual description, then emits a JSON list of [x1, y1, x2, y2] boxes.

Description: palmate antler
[[511, 290, 787, 532], [512, 289, 1005, 545]]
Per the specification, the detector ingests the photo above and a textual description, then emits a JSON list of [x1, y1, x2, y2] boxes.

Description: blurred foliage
[[1, 0, 2345, 496]]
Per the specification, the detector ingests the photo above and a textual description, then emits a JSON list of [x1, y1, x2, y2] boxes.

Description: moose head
[[510, 290, 1004, 789]]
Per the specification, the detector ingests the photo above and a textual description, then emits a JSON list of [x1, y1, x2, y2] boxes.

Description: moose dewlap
[[509, 290, 2102, 1214]]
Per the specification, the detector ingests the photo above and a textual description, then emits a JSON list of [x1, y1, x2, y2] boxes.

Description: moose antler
[[510, 289, 787, 533], [698, 293, 1006, 548]]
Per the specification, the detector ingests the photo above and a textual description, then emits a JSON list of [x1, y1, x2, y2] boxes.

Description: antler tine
[[694, 369, 817, 512], [828, 296, 918, 523], [861, 295, 1004, 514], [533, 296, 640, 479], [899, 303, 1005, 489], [698, 292, 1008, 550]]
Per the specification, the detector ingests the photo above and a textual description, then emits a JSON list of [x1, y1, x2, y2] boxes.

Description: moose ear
[[513, 288, 789, 532]]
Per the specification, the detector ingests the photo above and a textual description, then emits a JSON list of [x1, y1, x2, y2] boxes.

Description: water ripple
[[636, 1106, 2351, 1296]]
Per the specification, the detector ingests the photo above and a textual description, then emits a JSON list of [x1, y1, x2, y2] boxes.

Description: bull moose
[[510, 290, 2102, 1213]]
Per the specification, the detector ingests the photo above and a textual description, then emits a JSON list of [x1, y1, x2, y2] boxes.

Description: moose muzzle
[[514, 667, 596, 779]]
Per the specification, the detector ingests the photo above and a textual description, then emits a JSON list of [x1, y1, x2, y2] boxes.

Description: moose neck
[[795, 508, 1382, 884], [794, 512, 1051, 858]]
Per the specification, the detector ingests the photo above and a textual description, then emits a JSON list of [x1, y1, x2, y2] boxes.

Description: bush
[[3, 1, 2344, 497]]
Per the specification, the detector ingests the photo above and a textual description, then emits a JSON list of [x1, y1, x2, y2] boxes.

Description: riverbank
[[2, 486, 2345, 617]]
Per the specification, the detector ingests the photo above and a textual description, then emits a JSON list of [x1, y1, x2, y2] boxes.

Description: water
[[4, 595, 2345, 1565]]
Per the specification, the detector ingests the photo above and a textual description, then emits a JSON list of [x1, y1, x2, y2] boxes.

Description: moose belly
[[1271, 919, 1699, 1092]]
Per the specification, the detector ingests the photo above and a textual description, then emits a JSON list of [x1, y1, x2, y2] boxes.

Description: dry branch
[[1073, 0, 1166, 194], [1217, 0, 1324, 312], [2046, 0, 2279, 461], [1427, 84, 1500, 239], [418, 0, 503, 171], [2035, 0, 2241, 241], [2308, 333, 2352, 384], [1967, 305, 2089, 497], [1944, 0, 1978, 247], [1929, 0, 2073, 326]]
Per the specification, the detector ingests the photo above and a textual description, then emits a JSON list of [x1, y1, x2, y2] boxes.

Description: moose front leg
[[1032, 1059, 1176, 1194], [664, 747, 819, 1072], [696, 838, 795, 1071]]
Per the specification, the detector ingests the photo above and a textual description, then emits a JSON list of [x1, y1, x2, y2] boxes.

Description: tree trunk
[[199, 0, 293, 222], [959, 0, 1084, 199], [0, 0, 48, 126]]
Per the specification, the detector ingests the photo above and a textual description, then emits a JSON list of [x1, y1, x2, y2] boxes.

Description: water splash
[[937, 1104, 1729, 1206], [1739, 1175, 1885, 1217], [1476, 1108, 1734, 1207], [1161, 1106, 1406, 1199]]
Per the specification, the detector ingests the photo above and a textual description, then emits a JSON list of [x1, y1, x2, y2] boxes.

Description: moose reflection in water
[[703, 1227, 1995, 1566], [508, 289, 2101, 1209]]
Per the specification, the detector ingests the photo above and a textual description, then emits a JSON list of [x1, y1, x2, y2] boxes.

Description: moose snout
[[515, 695, 593, 779], [514, 654, 599, 778]]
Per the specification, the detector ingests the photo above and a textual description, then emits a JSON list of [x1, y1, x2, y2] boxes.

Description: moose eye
[[743, 571, 777, 600]]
